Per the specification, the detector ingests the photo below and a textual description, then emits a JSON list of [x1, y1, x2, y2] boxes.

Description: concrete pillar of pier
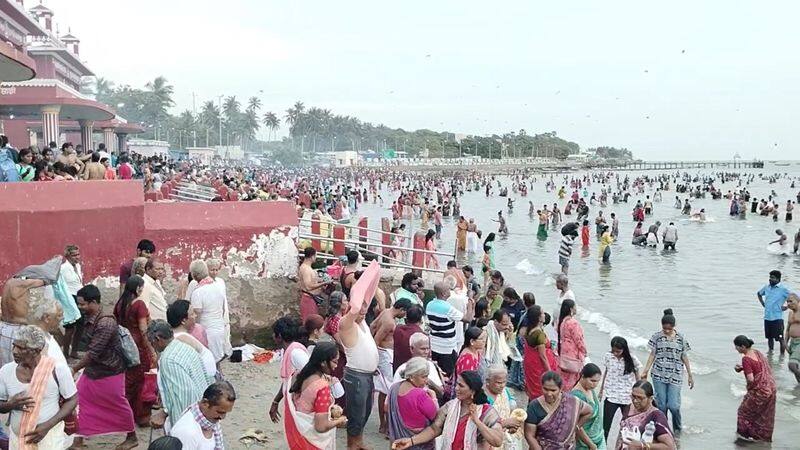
[[117, 133, 128, 155], [103, 128, 117, 154], [41, 105, 60, 146], [78, 120, 93, 151]]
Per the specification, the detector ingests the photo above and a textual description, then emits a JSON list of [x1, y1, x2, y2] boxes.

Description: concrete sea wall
[[0, 181, 301, 342]]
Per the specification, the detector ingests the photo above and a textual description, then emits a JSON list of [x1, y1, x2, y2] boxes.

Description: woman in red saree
[[523, 306, 558, 400], [734, 335, 776, 442], [286, 342, 348, 450], [113, 276, 156, 426]]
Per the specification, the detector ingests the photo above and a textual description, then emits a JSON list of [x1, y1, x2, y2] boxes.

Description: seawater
[[354, 161, 800, 449]]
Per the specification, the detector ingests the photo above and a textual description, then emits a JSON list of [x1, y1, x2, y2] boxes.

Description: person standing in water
[[494, 211, 508, 235], [610, 212, 619, 239], [756, 270, 790, 354], [785, 293, 800, 383], [598, 225, 613, 264], [643, 308, 694, 433]]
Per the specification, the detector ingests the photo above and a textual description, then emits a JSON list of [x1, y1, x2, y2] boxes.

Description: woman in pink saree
[[557, 299, 586, 392], [424, 229, 440, 270], [733, 335, 776, 442], [286, 342, 348, 449]]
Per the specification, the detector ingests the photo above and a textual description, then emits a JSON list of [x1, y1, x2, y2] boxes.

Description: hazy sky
[[46, 0, 799, 160]]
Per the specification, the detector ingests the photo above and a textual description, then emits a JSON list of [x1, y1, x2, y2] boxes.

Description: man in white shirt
[[445, 275, 469, 350], [554, 274, 576, 325], [142, 259, 168, 322], [171, 381, 235, 450], [425, 281, 475, 378], [60, 245, 84, 358], [662, 222, 679, 250]]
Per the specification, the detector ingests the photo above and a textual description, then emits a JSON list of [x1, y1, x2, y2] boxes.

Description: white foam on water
[[691, 364, 718, 376], [515, 258, 545, 276], [729, 382, 746, 398], [766, 243, 792, 255], [577, 307, 649, 349], [577, 306, 718, 376], [680, 425, 707, 435]]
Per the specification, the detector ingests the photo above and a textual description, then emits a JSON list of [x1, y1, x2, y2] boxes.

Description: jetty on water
[[592, 159, 764, 170]]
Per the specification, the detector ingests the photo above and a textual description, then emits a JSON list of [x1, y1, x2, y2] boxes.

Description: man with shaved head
[[424, 280, 475, 377]]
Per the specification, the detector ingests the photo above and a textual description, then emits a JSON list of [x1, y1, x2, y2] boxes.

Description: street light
[[217, 95, 223, 147]]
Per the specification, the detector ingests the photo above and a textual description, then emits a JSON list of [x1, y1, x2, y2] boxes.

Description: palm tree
[[284, 101, 305, 137], [247, 96, 261, 113], [145, 76, 174, 111], [200, 101, 221, 146], [85, 77, 115, 102], [262, 112, 280, 141]]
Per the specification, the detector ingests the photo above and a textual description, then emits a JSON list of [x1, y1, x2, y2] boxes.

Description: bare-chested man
[[370, 298, 412, 435], [82, 152, 106, 180], [0, 258, 59, 365], [298, 247, 332, 322], [785, 292, 800, 383]]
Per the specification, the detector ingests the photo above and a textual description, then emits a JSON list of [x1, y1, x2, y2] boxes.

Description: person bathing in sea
[[690, 208, 706, 222], [494, 211, 508, 235], [786, 292, 800, 383], [794, 229, 800, 254]]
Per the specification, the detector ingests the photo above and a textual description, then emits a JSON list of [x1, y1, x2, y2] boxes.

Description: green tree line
[[81, 76, 632, 165]]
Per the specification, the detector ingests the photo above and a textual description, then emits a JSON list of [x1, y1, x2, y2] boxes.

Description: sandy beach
[[82, 347, 392, 450]]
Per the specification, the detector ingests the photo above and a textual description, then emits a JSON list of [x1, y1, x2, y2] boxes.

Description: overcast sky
[[46, 0, 799, 160]]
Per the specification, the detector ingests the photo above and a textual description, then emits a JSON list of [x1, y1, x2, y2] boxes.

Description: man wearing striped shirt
[[559, 232, 576, 275], [147, 320, 210, 430], [425, 281, 475, 378]]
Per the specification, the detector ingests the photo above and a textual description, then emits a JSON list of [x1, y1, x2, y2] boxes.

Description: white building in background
[[566, 153, 591, 162], [331, 150, 359, 167], [214, 145, 244, 160], [128, 139, 169, 158], [185, 147, 216, 165]]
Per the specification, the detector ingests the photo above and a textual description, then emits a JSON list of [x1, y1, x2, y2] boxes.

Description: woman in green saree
[[572, 363, 605, 450]]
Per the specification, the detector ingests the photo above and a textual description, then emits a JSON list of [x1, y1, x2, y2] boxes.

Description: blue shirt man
[[757, 270, 790, 353]]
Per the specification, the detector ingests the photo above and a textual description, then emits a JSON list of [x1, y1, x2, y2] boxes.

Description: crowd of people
[[279, 168, 800, 450], [0, 239, 233, 450], [3, 139, 800, 450]]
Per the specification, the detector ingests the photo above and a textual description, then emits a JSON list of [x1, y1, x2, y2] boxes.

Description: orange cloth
[[18, 355, 55, 450]]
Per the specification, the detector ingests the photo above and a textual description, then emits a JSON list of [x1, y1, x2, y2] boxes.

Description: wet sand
[[82, 354, 391, 449]]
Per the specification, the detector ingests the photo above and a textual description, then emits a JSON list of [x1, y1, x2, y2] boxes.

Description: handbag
[[52, 370, 77, 435], [558, 355, 584, 373], [118, 325, 141, 368], [141, 371, 159, 404]]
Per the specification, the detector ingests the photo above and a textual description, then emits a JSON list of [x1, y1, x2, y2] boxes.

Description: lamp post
[[217, 95, 223, 147]]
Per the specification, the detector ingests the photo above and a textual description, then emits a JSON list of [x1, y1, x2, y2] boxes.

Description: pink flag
[[348, 260, 380, 312]]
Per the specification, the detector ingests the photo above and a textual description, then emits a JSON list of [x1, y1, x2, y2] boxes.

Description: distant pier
[[591, 160, 764, 171]]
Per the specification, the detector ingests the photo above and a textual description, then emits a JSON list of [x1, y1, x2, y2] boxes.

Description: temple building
[[0, 0, 142, 152]]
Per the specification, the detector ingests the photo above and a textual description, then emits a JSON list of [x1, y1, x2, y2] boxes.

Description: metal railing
[[298, 216, 454, 274]]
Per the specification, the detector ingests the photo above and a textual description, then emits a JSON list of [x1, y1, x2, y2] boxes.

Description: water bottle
[[641, 421, 656, 444]]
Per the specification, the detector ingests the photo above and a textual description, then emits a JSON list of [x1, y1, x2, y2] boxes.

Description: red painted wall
[[0, 181, 143, 282], [144, 200, 297, 275], [3, 119, 32, 149], [0, 181, 298, 283]]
